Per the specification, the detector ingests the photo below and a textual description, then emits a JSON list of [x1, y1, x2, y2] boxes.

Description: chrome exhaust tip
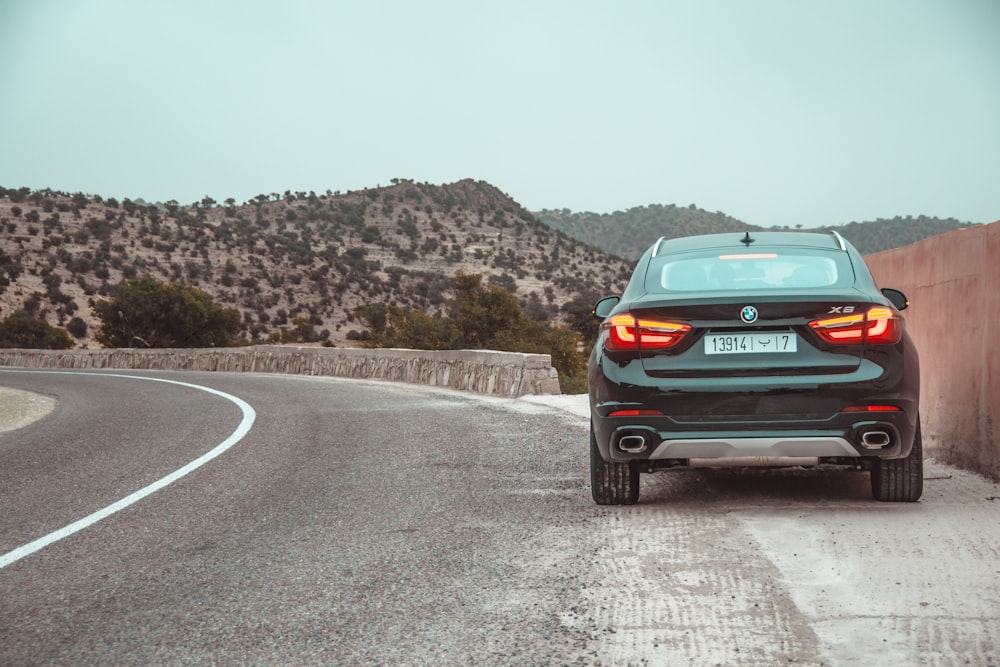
[[860, 430, 892, 449], [617, 434, 649, 454]]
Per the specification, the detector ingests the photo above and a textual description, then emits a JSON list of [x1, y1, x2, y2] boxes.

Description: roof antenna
[[741, 231, 755, 246]]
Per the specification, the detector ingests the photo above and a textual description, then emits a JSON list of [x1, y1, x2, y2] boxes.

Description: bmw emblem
[[740, 305, 758, 324]]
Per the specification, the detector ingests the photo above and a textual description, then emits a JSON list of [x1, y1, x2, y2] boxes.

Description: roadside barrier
[[0, 346, 562, 397]]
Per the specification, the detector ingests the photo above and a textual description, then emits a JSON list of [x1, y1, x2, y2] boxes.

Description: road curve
[[0, 372, 255, 569], [1, 369, 999, 665]]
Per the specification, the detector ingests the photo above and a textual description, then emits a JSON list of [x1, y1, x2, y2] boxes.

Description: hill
[[2, 180, 985, 351], [0, 180, 633, 348], [535, 204, 981, 260]]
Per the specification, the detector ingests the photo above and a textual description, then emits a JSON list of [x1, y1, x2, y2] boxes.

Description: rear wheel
[[871, 420, 923, 502], [590, 422, 640, 505]]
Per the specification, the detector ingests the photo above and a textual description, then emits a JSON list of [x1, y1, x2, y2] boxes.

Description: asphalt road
[[1, 369, 999, 666]]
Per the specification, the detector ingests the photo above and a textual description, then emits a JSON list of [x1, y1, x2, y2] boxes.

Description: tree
[[353, 273, 588, 392], [0, 250, 23, 287], [0, 311, 73, 349], [92, 275, 241, 348], [562, 293, 602, 342], [449, 272, 527, 349], [353, 303, 452, 349]]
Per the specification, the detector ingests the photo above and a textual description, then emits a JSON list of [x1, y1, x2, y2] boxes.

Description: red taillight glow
[[605, 314, 691, 351], [809, 306, 901, 345], [842, 405, 901, 412], [609, 409, 664, 417]]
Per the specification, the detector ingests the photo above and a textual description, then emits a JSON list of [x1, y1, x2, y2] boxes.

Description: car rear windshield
[[645, 249, 855, 293]]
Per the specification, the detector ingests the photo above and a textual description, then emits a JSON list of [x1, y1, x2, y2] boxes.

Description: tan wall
[[0, 346, 562, 397], [865, 221, 1000, 481]]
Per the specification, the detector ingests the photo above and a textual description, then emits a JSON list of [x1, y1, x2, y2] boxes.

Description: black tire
[[590, 422, 640, 505], [871, 420, 923, 502]]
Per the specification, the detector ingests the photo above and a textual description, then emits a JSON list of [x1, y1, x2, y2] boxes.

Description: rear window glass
[[645, 250, 855, 293]]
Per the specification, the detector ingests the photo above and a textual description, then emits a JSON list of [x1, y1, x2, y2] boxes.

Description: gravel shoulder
[[0, 387, 55, 434]]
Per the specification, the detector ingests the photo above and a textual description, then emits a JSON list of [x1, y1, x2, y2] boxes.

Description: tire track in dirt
[[739, 461, 1000, 666], [561, 473, 821, 665]]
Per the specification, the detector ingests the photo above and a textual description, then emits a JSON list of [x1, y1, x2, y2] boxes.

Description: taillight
[[809, 306, 901, 345], [605, 314, 691, 351]]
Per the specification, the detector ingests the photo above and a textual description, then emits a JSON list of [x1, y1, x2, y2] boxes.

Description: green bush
[[66, 317, 88, 339], [92, 275, 240, 348], [0, 311, 73, 349], [353, 273, 588, 393], [353, 303, 452, 350]]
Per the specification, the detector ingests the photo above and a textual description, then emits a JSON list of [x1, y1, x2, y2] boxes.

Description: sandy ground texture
[[527, 393, 1000, 666], [0, 387, 55, 434]]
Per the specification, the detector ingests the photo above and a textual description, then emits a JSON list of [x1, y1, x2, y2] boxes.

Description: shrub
[[0, 311, 73, 349], [353, 303, 452, 350], [354, 272, 588, 392], [92, 275, 240, 348], [66, 317, 88, 338]]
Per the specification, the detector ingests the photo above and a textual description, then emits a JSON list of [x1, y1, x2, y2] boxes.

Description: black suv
[[588, 231, 921, 504]]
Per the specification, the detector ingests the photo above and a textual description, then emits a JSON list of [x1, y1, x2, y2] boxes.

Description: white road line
[[0, 371, 256, 570]]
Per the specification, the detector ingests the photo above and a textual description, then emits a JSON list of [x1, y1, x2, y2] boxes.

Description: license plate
[[704, 333, 797, 355]]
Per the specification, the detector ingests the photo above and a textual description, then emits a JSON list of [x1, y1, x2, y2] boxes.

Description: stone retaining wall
[[0, 346, 562, 397]]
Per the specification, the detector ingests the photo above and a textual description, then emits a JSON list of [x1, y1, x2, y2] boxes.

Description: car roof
[[651, 231, 847, 257]]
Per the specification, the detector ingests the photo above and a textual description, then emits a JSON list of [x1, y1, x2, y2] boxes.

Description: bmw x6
[[588, 231, 921, 504]]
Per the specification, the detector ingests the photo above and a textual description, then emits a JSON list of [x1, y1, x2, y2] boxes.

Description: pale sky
[[1, 0, 998, 228]]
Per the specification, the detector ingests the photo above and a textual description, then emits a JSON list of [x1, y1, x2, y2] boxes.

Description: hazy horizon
[[2, 1, 998, 228]]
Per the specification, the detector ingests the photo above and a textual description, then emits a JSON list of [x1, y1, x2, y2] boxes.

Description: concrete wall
[[0, 346, 562, 397], [865, 221, 1000, 481]]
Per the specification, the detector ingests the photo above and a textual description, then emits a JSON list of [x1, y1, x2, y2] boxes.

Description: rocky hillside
[[0, 180, 633, 348], [536, 204, 981, 260]]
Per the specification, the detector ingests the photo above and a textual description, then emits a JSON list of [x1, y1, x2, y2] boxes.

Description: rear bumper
[[650, 434, 857, 459], [596, 414, 916, 464], [589, 342, 919, 466]]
